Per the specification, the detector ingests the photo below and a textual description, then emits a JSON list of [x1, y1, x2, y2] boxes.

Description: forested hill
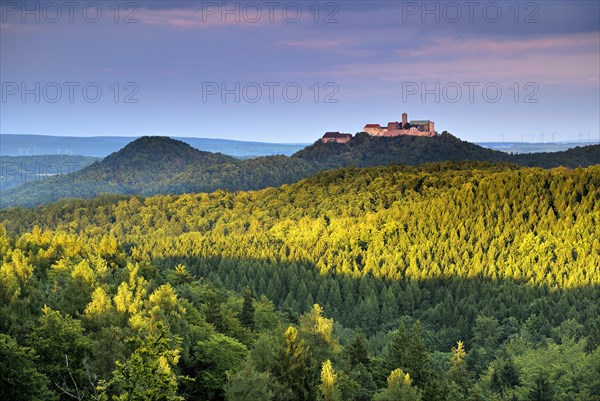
[[84, 135, 236, 182], [0, 137, 238, 206], [2, 134, 599, 207], [4, 162, 599, 290], [294, 132, 600, 169], [1, 162, 599, 400], [510, 143, 600, 168], [293, 132, 508, 167]]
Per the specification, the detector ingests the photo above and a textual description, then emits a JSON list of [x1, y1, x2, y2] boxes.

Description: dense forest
[[1, 161, 599, 400], [2, 134, 599, 207]]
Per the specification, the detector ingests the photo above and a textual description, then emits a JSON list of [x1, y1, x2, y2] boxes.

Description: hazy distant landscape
[[477, 141, 599, 154], [0, 154, 99, 191], [0, 134, 308, 158], [2, 134, 597, 158]]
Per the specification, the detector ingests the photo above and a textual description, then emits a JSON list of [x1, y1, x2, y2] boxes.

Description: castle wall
[[364, 127, 385, 136], [382, 129, 435, 137], [363, 114, 436, 138]]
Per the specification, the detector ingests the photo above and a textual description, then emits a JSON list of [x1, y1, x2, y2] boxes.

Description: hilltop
[[295, 131, 509, 167], [1, 133, 599, 207], [85, 136, 236, 185], [0, 137, 236, 205], [296, 132, 600, 169]]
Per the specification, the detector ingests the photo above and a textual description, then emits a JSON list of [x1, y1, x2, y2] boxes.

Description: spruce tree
[[273, 326, 317, 401], [385, 321, 430, 388], [240, 287, 255, 331], [499, 356, 520, 389], [345, 331, 370, 367], [528, 374, 555, 401]]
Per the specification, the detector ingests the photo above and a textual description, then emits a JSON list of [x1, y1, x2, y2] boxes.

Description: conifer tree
[[240, 287, 255, 331], [273, 326, 317, 401], [528, 374, 555, 401], [345, 330, 370, 367], [499, 356, 520, 389], [386, 321, 430, 388]]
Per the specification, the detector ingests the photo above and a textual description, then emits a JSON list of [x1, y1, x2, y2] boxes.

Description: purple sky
[[1, 1, 599, 143]]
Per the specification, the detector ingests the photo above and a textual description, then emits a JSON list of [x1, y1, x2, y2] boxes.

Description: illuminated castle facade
[[364, 112, 436, 137], [321, 112, 437, 143]]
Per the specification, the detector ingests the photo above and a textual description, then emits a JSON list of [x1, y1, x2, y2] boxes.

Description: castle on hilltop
[[364, 112, 436, 137], [321, 112, 436, 143]]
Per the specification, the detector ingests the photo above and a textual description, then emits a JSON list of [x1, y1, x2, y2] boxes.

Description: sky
[[1, 0, 599, 143]]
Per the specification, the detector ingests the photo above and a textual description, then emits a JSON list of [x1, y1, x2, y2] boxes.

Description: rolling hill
[[0, 137, 235, 206], [82, 135, 237, 186]]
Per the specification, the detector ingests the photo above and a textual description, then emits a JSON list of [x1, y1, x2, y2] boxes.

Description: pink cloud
[[275, 32, 599, 86], [332, 52, 598, 84]]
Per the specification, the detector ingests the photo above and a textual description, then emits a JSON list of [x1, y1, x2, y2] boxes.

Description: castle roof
[[364, 124, 381, 128]]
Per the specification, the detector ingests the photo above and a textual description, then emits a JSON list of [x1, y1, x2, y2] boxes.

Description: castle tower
[[402, 112, 408, 127]]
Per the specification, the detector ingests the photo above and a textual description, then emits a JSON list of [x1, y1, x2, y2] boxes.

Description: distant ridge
[[0, 154, 99, 191], [1, 133, 599, 208], [2, 133, 594, 158], [0, 133, 308, 158]]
